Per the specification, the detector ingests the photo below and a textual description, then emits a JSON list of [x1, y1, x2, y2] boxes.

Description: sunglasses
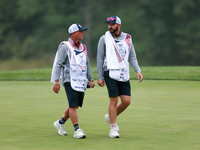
[[107, 17, 116, 22]]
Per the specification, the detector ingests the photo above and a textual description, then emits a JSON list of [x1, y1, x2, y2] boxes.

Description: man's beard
[[109, 26, 118, 34]]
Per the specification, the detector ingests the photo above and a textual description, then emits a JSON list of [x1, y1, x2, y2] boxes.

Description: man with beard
[[97, 16, 143, 138]]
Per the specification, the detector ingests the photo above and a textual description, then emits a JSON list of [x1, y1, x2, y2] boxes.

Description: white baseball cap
[[68, 23, 88, 35], [106, 16, 121, 24]]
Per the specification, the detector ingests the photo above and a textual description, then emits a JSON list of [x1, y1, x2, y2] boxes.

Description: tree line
[[0, 0, 200, 66]]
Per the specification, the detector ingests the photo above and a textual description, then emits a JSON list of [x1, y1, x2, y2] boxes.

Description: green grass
[[0, 80, 200, 150], [0, 66, 199, 149], [0, 66, 200, 81]]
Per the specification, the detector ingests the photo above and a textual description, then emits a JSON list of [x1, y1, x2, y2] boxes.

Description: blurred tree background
[[0, 0, 200, 69]]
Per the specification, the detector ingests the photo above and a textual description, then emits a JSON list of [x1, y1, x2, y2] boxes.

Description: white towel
[[105, 31, 125, 69]]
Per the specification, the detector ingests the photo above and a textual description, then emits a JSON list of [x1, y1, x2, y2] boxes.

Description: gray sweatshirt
[[97, 31, 141, 80], [51, 38, 93, 85]]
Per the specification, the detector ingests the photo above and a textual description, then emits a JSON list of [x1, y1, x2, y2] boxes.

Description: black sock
[[59, 117, 66, 124], [73, 124, 79, 131]]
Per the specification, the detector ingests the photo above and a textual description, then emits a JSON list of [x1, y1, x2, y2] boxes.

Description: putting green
[[0, 80, 199, 150]]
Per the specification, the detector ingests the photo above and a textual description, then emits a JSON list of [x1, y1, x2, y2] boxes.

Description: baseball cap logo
[[107, 17, 115, 22], [106, 16, 121, 24]]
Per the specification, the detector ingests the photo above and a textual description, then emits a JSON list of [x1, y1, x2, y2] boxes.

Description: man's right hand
[[53, 83, 60, 93], [97, 79, 105, 87]]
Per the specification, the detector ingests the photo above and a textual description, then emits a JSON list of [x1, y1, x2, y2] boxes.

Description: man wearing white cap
[[97, 16, 143, 138], [51, 23, 95, 138]]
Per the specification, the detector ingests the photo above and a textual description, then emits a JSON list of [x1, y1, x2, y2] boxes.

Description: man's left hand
[[137, 72, 143, 82]]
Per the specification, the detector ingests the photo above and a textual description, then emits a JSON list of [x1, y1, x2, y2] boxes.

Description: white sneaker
[[54, 120, 67, 135], [105, 114, 110, 124], [73, 129, 86, 139], [105, 114, 119, 132], [109, 128, 120, 138]]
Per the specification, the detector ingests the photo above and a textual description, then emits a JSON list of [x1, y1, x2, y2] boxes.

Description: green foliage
[[0, 0, 200, 65]]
